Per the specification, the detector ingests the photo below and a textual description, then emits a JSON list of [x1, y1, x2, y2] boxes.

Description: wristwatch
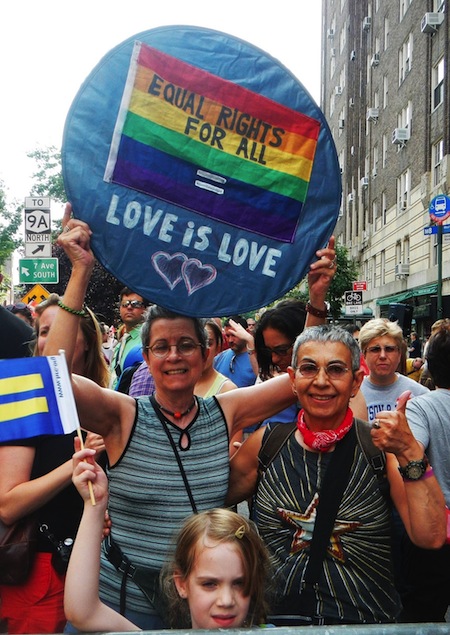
[[398, 455, 429, 481]]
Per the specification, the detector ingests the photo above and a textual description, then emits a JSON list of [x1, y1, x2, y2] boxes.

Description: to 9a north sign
[[24, 197, 52, 258]]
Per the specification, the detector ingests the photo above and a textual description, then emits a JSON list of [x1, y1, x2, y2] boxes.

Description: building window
[[433, 0, 445, 11], [339, 24, 346, 54], [382, 191, 387, 225], [399, 34, 413, 84], [372, 255, 377, 287], [433, 58, 444, 111], [397, 170, 410, 211], [383, 75, 388, 109], [400, 0, 412, 20], [433, 139, 444, 187], [382, 134, 388, 168], [381, 251, 385, 285], [403, 237, 410, 264], [432, 234, 438, 266], [384, 17, 390, 50], [373, 144, 379, 177]]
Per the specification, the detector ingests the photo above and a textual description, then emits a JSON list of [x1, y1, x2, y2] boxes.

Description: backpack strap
[[354, 418, 390, 500], [258, 422, 297, 474], [257, 419, 389, 498]]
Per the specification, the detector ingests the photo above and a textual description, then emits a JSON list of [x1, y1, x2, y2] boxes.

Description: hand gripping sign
[[62, 26, 341, 317]]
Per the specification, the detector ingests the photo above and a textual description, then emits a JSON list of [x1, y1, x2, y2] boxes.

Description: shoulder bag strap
[[300, 424, 357, 618], [150, 395, 198, 514]]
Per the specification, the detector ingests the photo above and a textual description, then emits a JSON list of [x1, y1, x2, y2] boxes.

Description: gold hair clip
[[235, 525, 246, 539]]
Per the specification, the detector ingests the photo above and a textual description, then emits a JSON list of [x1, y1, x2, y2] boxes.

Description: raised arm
[[372, 391, 446, 549], [42, 204, 94, 370], [305, 235, 336, 327], [216, 372, 296, 434], [64, 441, 138, 632]]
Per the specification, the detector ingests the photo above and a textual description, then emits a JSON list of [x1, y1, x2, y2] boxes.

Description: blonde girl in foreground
[[64, 441, 271, 631]]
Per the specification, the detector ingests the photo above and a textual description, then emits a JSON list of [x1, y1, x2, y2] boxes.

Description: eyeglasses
[[121, 300, 145, 309], [365, 345, 399, 355], [146, 339, 203, 358], [261, 342, 295, 357], [294, 362, 350, 379]]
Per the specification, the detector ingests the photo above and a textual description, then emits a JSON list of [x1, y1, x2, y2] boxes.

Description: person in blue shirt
[[214, 316, 256, 388]]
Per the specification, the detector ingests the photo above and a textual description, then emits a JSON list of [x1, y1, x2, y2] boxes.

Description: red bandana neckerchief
[[297, 407, 354, 452]]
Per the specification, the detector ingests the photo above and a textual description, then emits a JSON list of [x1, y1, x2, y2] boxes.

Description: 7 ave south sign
[[19, 258, 59, 284]]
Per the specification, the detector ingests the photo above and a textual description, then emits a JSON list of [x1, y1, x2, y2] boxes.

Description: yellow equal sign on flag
[[0, 373, 49, 423]]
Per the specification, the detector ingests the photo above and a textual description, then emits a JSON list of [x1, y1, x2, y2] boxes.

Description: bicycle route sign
[[345, 290, 363, 315]]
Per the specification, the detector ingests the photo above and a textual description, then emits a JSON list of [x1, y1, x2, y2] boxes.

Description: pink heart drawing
[[182, 259, 217, 296], [151, 252, 187, 290]]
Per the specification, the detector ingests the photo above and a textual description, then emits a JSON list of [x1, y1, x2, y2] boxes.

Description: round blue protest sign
[[62, 25, 341, 317]]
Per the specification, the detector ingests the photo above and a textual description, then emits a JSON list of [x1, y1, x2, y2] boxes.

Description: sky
[[0, 1, 322, 212]]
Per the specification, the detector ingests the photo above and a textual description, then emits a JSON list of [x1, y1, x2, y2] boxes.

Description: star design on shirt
[[277, 493, 361, 563]]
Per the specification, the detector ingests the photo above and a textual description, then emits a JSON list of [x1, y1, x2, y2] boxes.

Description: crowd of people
[[0, 206, 449, 632]]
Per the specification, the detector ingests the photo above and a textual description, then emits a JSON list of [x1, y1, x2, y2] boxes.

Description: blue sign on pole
[[429, 195, 450, 223], [424, 225, 450, 235]]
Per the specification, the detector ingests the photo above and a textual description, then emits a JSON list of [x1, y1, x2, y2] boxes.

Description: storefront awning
[[376, 283, 438, 306]]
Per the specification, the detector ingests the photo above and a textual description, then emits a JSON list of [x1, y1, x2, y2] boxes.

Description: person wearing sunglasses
[[109, 288, 149, 389], [5, 302, 34, 327], [358, 318, 429, 426], [227, 325, 446, 626]]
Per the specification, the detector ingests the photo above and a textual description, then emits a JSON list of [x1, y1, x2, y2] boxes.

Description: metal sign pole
[[438, 223, 443, 319]]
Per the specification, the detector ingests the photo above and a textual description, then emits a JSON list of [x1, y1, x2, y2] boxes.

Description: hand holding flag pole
[[0, 349, 96, 504]]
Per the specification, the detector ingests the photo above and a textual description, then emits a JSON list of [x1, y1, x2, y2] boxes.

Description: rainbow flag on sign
[[104, 42, 321, 243], [0, 353, 79, 442]]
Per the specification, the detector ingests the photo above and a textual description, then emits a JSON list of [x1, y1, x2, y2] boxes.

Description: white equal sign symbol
[[195, 170, 226, 195]]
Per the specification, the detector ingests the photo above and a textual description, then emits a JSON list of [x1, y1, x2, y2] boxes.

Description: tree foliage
[[27, 146, 66, 203], [0, 180, 22, 269], [327, 243, 359, 319], [263, 243, 358, 320]]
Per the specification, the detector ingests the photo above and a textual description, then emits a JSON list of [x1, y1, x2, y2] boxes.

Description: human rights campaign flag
[[0, 353, 79, 442]]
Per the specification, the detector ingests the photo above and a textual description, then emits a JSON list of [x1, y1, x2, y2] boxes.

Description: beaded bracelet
[[305, 301, 328, 319], [57, 300, 87, 317]]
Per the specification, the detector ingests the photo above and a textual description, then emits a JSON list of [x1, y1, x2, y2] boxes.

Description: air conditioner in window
[[400, 200, 408, 210], [327, 28, 335, 38], [392, 128, 410, 144], [338, 119, 345, 129], [347, 193, 354, 203], [363, 16, 372, 31], [421, 12, 444, 33], [330, 47, 336, 57], [349, 97, 355, 108], [395, 263, 410, 276], [335, 85, 343, 95], [360, 176, 369, 188], [350, 50, 356, 61], [367, 108, 379, 122], [372, 168, 378, 178], [371, 53, 380, 67]]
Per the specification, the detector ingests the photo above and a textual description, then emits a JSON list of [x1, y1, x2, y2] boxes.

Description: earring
[[292, 387, 298, 395]]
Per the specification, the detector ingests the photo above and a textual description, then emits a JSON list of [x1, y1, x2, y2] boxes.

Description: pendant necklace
[[154, 397, 197, 420], [152, 396, 197, 450]]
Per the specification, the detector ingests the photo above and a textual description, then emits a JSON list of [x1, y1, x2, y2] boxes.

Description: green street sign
[[19, 258, 59, 284]]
